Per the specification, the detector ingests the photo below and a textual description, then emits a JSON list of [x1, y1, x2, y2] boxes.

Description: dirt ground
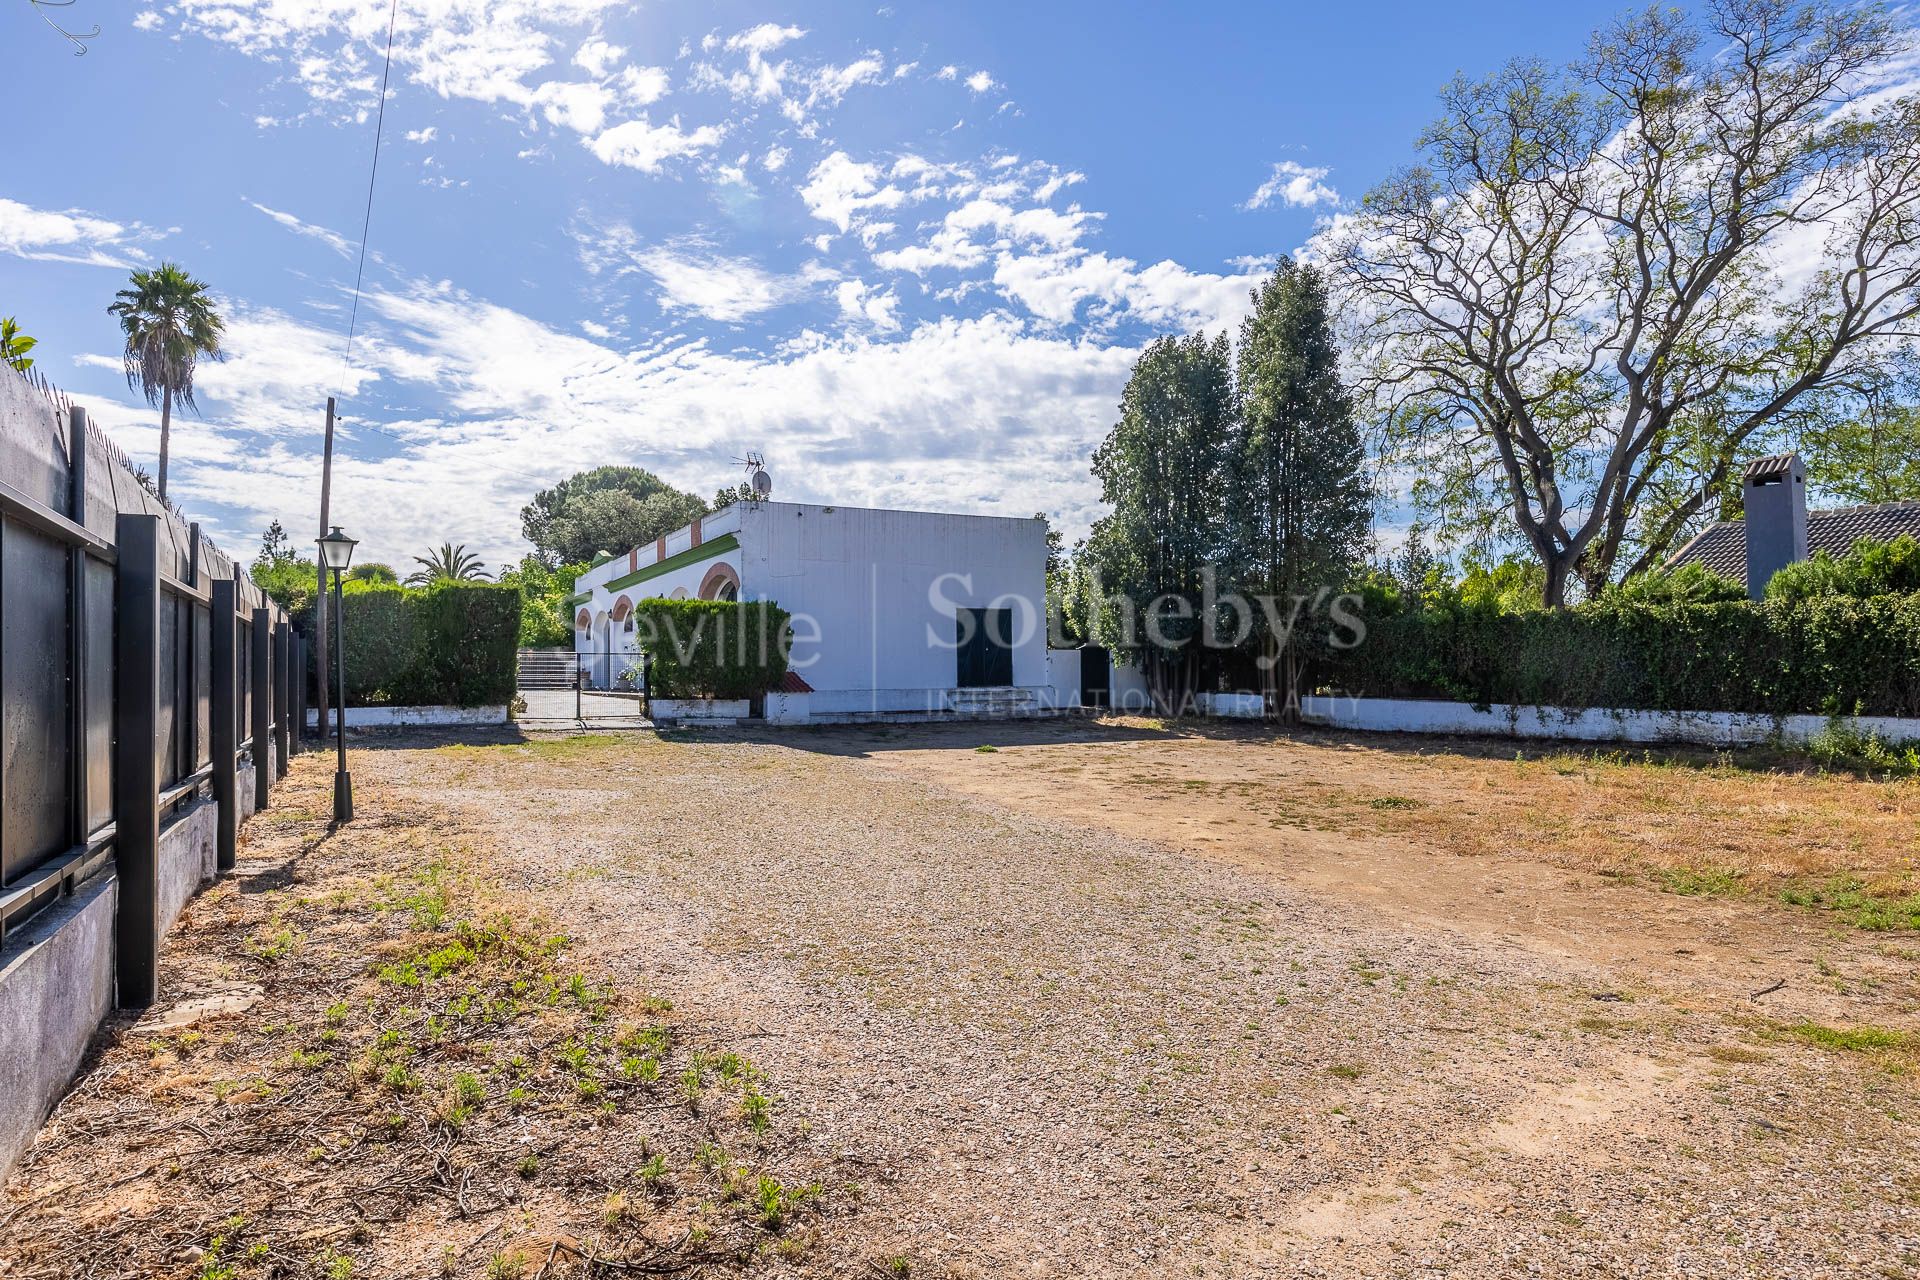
[[5, 719, 1918, 1279]]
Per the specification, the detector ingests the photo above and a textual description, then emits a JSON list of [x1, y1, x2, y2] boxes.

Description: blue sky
[[3, 0, 1624, 571]]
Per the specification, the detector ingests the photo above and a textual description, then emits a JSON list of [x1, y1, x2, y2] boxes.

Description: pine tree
[[1230, 261, 1370, 718], [256, 519, 292, 566]]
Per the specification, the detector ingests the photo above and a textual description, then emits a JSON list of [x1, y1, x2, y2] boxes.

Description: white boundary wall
[[306, 705, 508, 728], [1299, 696, 1920, 747]]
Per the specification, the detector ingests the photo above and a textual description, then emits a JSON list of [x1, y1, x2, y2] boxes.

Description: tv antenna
[[732, 451, 772, 501]]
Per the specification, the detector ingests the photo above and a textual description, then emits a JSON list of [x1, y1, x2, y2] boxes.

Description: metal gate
[[1079, 645, 1111, 709], [515, 647, 650, 728]]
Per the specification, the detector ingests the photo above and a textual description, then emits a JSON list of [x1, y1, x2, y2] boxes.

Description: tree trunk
[[157, 385, 173, 501], [1541, 553, 1572, 609]]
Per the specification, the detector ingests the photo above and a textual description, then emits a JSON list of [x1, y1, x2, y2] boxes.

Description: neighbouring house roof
[[775, 671, 813, 694], [1666, 499, 1920, 587]]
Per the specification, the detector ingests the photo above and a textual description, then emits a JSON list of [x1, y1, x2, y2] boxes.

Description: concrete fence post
[[112, 514, 162, 1008], [251, 607, 272, 813]]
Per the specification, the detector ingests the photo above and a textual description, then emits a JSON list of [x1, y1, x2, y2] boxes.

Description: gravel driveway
[[384, 725, 1920, 1279]]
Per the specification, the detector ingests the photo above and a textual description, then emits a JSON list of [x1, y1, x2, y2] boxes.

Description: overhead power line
[[338, 0, 400, 390]]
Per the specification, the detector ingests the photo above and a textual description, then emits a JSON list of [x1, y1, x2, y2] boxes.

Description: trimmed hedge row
[[305, 581, 522, 708], [628, 597, 791, 699], [1329, 593, 1920, 717]]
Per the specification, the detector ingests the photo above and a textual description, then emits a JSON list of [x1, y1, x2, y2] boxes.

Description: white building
[[567, 498, 1061, 723]]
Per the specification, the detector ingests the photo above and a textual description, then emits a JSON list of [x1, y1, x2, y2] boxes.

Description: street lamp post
[[316, 526, 358, 823]]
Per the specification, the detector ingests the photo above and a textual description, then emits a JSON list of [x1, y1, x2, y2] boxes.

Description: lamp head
[[316, 526, 358, 572]]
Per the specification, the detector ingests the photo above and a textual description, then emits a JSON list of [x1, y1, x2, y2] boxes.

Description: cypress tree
[[1231, 261, 1371, 717]]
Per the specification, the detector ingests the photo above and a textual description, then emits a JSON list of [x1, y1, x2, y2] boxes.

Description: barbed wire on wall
[[26, 0, 98, 55]]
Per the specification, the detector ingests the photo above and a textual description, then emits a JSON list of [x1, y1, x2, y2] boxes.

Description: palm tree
[[406, 544, 490, 586], [347, 562, 399, 584], [108, 263, 225, 500]]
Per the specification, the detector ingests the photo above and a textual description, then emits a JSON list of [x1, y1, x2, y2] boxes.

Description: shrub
[[408, 581, 522, 707], [1766, 535, 1920, 603], [628, 598, 791, 699], [1328, 591, 1920, 716], [305, 581, 521, 707], [1602, 562, 1746, 605]]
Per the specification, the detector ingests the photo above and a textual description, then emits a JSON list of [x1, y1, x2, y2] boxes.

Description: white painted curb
[[305, 705, 508, 728], [1298, 695, 1920, 747]]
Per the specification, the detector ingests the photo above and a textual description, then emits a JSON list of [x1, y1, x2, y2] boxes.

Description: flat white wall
[[1300, 695, 1920, 747], [737, 502, 1048, 707], [1043, 649, 1082, 709], [1111, 659, 1153, 712]]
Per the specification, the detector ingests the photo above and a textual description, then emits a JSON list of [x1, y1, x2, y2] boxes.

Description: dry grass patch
[[0, 775, 833, 1279]]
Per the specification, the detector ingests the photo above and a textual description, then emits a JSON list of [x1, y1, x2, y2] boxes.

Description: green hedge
[[629, 598, 791, 699], [305, 581, 521, 707], [1329, 593, 1920, 717]]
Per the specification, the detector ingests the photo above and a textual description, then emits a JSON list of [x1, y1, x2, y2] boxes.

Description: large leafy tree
[[1085, 332, 1236, 712], [1333, 0, 1920, 606], [1797, 368, 1920, 505], [108, 263, 225, 500], [1232, 261, 1371, 716], [407, 543, 490, 586], [497, 554, 590, 647], [250, 520, 319, 614], [520, 466, 709, 566]]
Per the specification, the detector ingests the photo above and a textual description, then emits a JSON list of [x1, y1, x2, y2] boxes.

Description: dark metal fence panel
[[82, 556, 113, 832], [1, 518, 73, 888], [156, 593, 181, 790], [237, 615, 253, 744], [0, 371, 292, 979], [193, 603, 211, 769]]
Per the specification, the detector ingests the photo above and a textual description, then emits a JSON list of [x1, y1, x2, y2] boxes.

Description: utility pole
[[315, 397, 336, 743]]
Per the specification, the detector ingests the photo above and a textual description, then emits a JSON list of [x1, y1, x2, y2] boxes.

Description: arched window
[[698, 562, 741, 601]]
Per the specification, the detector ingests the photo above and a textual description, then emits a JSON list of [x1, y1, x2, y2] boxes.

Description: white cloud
[[404, 126, 438, 143], [836, 280, 901, 332], [573, 37, 625, 77], [763, 145, 790, 172], [725, 23, 805, 55], [634, 240, 832, 322], [935, 64, 957, 80], [615, 65, 670, 105], [254, 283, 1138, 564], [162, 1, 635, 134], [799, 151, 907, 232], [133, 10, 163, 31], [587, 117, 725, 171], [530, 80, 616, 134], [965, 69, 995, 94], [249, 202, 356, 257], [573, 224, 831, 322], [1244, 160, 1340, 210], [0, 197, 145, 267]]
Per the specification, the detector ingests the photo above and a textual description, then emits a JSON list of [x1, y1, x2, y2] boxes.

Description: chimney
[[1742, 453, 1807, 599]]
